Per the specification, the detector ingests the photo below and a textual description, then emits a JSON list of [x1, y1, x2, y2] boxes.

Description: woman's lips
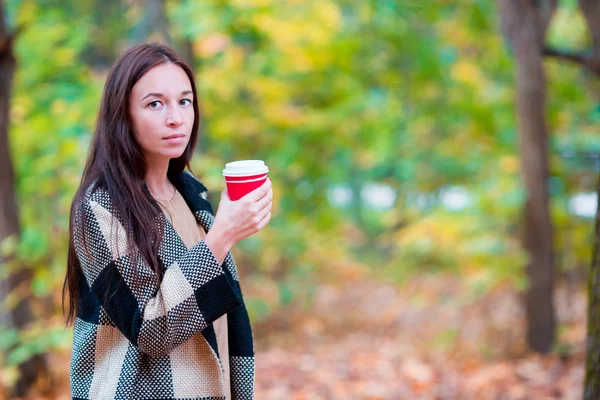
[[163, 134, 186, 143]]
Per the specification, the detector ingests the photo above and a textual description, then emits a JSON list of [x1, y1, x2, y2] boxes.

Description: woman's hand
[[205, 179, 273, 263]]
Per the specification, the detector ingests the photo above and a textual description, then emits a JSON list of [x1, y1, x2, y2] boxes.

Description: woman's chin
[[145, 151, 186, 164], [164, 149, 187, 160]]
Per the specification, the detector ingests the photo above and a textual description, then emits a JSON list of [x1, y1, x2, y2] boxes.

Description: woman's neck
[[145, 160, 174, 200]]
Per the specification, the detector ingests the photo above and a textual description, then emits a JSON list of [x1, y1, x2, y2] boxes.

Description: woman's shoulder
[[70, 180, 117, 232], [74, 180, 114, 216], [84, 180, 110, 203]]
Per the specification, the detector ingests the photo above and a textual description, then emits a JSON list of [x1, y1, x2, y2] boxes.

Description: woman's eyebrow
[[141, 92, 163, 102], [141, 90, 193, 101]]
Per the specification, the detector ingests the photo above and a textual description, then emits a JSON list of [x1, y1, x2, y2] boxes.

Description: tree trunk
[[132, 0, 171, 45], [586, 169, 600, 399], [0, 2, 51, 396], [577, 1, 600, 396], [0, 22, 18, 338], [177, 37, 196, 71], [130, 0, 195, 67], [497, 0, 557, 353], [516, 24, 556, 355]]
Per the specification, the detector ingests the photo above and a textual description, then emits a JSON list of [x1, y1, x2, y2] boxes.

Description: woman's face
[[129, 62, 195, 165]]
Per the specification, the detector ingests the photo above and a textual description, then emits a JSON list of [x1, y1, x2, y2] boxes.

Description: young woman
[[63, 43, 272, 400]]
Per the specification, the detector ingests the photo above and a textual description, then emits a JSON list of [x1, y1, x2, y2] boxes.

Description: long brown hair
[[62, 43, 200, 325]]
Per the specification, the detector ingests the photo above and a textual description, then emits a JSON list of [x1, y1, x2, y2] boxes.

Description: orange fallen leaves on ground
[[2, 275, 586, 399]]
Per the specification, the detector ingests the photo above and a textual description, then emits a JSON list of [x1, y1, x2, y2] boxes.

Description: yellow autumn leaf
[[499, 156, 520, 173], [314, 1, 342, 32], [247, 77, 290, 103], [264, 105, 304, 127], [451, 60, 483, 87], [55, 47, 76, 67], [230, 0, 272, 8]]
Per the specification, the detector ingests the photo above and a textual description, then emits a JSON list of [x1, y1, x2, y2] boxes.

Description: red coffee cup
[[223, 160, 269, 201]]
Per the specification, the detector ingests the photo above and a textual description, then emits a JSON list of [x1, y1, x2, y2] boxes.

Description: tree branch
[[497, 0, 555, 55], [579, 0, 600, 58], [543, 46, 600, 78]]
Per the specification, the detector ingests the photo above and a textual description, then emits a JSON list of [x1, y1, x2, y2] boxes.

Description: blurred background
[[0, 0, 598, 398]]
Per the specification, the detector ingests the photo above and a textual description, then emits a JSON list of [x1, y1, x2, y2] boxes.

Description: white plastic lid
[[222, 160, 269, 176]]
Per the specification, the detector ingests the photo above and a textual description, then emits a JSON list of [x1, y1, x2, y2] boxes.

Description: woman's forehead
[[132, 63, 192, 98]]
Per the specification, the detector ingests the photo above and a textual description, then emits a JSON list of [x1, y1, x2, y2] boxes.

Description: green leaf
[[0, 328, 20, 351]]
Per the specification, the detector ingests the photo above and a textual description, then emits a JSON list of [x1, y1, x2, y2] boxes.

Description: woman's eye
[[148, 101, 162, 108], [180, 98, 192, 106]]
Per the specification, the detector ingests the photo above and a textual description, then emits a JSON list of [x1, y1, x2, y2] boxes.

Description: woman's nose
[[166, 106, 183, 127]]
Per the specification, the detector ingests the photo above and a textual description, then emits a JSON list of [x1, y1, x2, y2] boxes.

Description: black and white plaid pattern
[[69, 171, 255, 399], [230, 357, 255, 400]]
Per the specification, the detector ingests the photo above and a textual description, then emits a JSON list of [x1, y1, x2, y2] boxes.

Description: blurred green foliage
[[0, 0, 598, 381]]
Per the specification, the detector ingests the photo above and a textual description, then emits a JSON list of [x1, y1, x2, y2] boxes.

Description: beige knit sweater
[[157, 189, 231, 399]]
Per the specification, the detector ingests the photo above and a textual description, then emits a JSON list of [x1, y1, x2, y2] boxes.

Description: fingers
[[256, 197, 272, 219], [247, 198, 272, 232], [255, 187, 273, 212], [244, 178, 272, 202], [256, 210, 272, 231]]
